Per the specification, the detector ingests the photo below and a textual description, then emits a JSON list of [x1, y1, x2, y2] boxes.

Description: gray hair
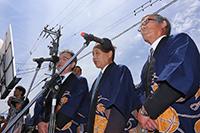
[[153, 14, 171, 36], [59, 49, 77, 64], [144, 14, 171, 36]]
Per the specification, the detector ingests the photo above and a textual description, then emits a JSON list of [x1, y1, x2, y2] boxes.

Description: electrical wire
[[48, 0, 74, 26], [18, 0, 77, 72], [17, 0, 178, 75], [77, 0, 179, 60]]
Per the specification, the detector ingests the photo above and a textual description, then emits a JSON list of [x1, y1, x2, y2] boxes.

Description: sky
[[0, 0, 200, 115]]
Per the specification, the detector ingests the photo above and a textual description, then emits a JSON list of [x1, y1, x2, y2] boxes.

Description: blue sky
[[0, 0, 200, 115]]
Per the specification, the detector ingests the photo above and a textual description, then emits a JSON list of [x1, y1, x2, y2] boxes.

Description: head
[[56, 49, 77, 75], [73, 66, 82, 76], [139, 14, 171, 44], [14, 86, 26, 98], [92, 38, 115, 69]]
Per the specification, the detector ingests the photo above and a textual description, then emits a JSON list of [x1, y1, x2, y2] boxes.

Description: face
[[14, 89, 23, 98], [92, 47, 112, 69], [56, 52, 75, 75], [139, 15, 166, 44], [73, 67, 82, 76]]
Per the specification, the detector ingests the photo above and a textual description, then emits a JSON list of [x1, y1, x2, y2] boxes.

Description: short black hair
[[93, 38, 115, 61], [15, 85, 26, 96], [74, 66, 82, 72]]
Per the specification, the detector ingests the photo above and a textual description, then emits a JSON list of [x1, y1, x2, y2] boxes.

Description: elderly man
[[87, 38, 141, 133], [136, 13, 200, 133], [34, 50, 89, 133]]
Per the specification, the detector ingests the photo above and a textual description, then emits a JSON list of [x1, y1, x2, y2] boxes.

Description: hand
[[38, 121, 48, 133], [136, 111, 158, 131]]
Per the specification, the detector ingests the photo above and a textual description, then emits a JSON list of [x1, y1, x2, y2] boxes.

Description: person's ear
[[108, 51, 113, 59], [71, 62, 76, 69], [161, 20, 167, 29]]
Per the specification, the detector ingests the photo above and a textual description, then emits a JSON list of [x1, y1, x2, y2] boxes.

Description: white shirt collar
[[101, 64, 109, 74], [62, 71, 72, 82], [151, 35, 166, 51]]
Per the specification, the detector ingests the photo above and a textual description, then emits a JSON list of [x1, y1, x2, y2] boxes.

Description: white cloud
[[173, 0, 200, 33], [171, 0, 200, 50]]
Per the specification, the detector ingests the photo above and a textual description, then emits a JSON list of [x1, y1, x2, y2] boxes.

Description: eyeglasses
[[138, 18, 157, 32]]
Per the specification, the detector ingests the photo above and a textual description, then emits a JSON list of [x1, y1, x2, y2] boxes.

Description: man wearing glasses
[[136, 14, 200, 133]]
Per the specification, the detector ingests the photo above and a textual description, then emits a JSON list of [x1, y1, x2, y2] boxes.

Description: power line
[[57, 0, 87, 26], [63, 0, 165, 42], [18, 0, 131, 72], [16, 66, 48, 75], [60, 0, 163, 47], [63, 0, 98, 26], [111, 0, 178, 40], [101, 0, 164, 36], [62, 0, 128, 39], [19, 0, 92, 72], [17, 0, 165, 74], [18, 0, 77, 72], [133, 0, 162, 15], [17, 0, 178, 75], [111, 21, 141, 40], [23, 0, 125, 65], [78, 0, 179, 60], [48, 0, 74, 26], [154, 0, 178, 14]]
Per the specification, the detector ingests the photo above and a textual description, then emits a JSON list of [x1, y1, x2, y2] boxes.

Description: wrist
[[139, 106, 148, 116]]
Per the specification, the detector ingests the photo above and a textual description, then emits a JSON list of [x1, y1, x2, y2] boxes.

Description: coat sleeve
[[107, 65, 142, 119], [58, 77, 89, 120], [158, 33, 200, 98]]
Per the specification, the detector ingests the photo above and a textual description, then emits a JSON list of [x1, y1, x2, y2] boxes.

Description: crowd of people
[[0, 13, 200, 133]]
